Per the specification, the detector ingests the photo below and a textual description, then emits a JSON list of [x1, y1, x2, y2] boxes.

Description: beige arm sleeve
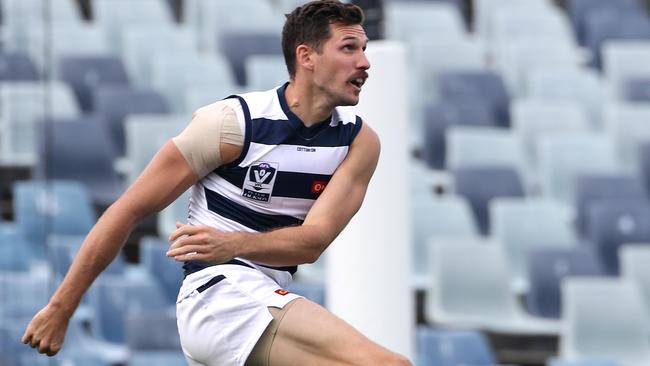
[[172, 99, 244, 178]]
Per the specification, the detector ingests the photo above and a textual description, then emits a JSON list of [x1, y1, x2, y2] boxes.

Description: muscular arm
[[167, 122, 381, 266], [22, 100, 243, 356]]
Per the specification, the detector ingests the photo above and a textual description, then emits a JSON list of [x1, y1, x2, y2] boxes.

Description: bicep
[[302, 123, 380, 241], [114, 140, 199, 220]]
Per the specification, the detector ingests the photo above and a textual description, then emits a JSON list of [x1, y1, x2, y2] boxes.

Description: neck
[[284, 79, 333, 128]]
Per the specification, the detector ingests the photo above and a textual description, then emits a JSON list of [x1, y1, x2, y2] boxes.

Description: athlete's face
[[311, 23, 370, 106]]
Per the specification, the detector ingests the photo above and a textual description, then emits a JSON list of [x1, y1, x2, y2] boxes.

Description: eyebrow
[[341, 35, 369, 45]]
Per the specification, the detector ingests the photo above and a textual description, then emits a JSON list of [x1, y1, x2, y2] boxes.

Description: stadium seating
[[452, 166, 525, 235], [490, 197, 578, 292], [416, 326, 496, 366], [245, 55, 289, 91], [574, 174, 648, 235], [122, 114, 187, 185], [602, 41, 650, 100], [526, 246, 603, 318], [93, 86, 170, 156], [620, 245, 650, 322], [537, 133, 620, 204], [422, 99, 497, 169], [0, 224, 31, 272], [89, 276, 171, 343], [0, 51, 39, 81], [12, 180, 95, 257], [219, 32, 283, 86], [622, 77, 650, 102], [526, 67, 604, 130], [445, 126, 530, 187], [411, 194, 478, 283], [34, 116, 123, 206], [567, 0, 642, 46], [150, 54, 236, 112], [58, 55, 130, 112], [584, 200, 650, 275], [427, 239, 560, 335], [0, 81, 80, 165], [438, 70, 511, 127], [560, 278, 650, 365], [139, 237, 184, 304]]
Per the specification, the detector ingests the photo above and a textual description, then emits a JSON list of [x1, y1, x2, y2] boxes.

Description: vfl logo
[[242, 162, 279, 203], [275, 289, 290, 296]]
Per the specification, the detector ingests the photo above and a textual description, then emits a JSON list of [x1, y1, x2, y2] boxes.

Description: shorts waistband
[[183, 259, 297, 278]]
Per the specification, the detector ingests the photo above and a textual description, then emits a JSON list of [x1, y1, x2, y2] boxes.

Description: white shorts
[[176, 260, 302, 366]]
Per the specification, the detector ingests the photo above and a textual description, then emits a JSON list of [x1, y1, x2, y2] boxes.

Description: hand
[[166, 222, 240, 263], [21, 304, 70, 356]]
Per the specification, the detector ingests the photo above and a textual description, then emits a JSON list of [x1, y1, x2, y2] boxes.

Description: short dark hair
[[282, 0, 365, 79]]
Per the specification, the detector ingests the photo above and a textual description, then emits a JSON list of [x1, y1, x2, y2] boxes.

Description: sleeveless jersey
[[183, 83, 363, 278]]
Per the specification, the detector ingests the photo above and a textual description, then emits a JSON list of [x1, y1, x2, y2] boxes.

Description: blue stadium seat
[[639, 142, 650, 196], [437, 70, 510, 127], [584, 10, 650, 69], [567, 0, 642, 45], [416, 326, 496, 366], [287, 280, 326, 307], [35, 117, 123, 206], [0, 51, 38, 81], [125, 311, 181, 350], [422, 99, 497, 169], [526, 247, 603, 319], [89, 277, 170, 343], [585, 201, 650, 275], [575, 174, 647, 236], [58, 55, 130, 111], [0, 224, 31, 272], [139, 237, 183, 304], [623, 77, 650, 102], [452, 167, 525, 235], [490, 197, 578, 293], [93, 86, 170, 156], [12, 180, 95, 257], [219, 32, 283, 86]]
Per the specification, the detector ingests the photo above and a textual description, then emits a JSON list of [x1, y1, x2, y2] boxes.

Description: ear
[[295, 44, 315, 72]]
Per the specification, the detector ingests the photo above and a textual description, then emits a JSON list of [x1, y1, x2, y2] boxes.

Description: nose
[[358, 52, 370, 70]]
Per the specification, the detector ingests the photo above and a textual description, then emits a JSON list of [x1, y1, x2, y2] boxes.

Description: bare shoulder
[[351, 121, 380, 160]]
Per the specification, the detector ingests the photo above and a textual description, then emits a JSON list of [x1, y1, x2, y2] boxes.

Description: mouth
[[348, 75, 367, 91]]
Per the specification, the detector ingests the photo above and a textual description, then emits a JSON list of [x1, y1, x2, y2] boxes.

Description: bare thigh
[[268, 298, 395, 366]]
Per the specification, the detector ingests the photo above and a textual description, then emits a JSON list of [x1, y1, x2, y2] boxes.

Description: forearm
[[48, 202, 139, 316], [234, 223, 331, 266]]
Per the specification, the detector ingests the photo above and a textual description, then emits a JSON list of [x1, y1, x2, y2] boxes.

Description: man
[[22, 1, 412, 365]]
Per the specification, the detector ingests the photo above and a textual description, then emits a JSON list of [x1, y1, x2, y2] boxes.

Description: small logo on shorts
[[275, 289, 290, 296]]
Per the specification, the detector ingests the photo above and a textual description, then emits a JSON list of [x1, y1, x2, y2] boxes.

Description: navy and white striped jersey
[[183, 83, 363, 277]]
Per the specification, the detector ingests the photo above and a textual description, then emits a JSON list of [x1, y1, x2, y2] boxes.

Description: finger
[[166, 244, 206, 258], [46, 349, 58, 357], [168, 232, 210, 251], [169, 224, 199, 241], [21, 330, 32, 344], [37, 342, 50, 354], [176, 221, 184, 228], [173, 251, 209, 262]]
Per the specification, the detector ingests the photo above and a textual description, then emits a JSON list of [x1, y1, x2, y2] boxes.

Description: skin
[[21, 22, 412, 366]]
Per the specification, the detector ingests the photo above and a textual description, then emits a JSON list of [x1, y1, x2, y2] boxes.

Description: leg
[[265, 298, 411, 366]]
